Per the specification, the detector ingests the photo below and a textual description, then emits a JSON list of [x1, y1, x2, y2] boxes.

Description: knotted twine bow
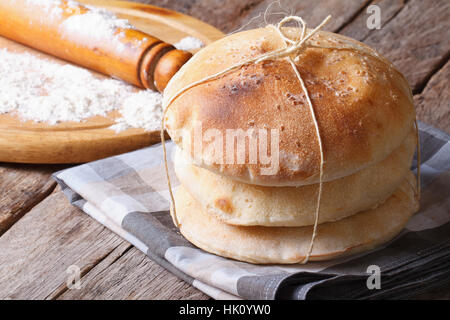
[[160, 15, 421, 264]]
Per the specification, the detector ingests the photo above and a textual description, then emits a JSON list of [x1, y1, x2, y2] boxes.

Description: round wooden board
[[0, 0, 224, 164]]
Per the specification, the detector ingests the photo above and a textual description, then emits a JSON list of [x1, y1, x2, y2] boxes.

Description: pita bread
[[174, 128, 416, 226], [164, 27, 415, 186], [172, 172, 419, 264]]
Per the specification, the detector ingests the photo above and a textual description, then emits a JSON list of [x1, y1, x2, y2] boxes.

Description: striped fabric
[[54, 122, 450, 299]]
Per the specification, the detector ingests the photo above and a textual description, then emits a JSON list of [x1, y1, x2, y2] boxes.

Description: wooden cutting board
[[0, 0, 224, 164]]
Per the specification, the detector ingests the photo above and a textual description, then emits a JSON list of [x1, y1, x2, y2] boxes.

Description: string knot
[[255, 15, 331, 64]]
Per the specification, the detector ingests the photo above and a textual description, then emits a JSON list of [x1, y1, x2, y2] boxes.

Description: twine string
[[270, 16, 326, 264]]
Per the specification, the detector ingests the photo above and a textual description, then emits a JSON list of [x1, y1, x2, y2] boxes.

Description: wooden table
[[0, 0, 448, 300]]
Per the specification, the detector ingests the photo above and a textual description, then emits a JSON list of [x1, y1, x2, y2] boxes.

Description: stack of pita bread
[[163, 26, 419, 264]]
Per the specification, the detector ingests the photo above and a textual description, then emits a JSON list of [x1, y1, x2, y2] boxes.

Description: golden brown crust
[[164, 27, 415, 186]]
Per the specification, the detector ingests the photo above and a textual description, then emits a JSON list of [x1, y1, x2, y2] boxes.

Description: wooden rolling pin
[[0, 0, 192, 92]]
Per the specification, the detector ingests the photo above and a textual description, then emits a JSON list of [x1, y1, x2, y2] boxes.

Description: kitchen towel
[[53, 121, 450, 299]]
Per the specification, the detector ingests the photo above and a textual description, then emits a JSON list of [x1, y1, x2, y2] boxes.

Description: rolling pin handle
[[140, 43, 192, 92], [154, 49, 192, 92]]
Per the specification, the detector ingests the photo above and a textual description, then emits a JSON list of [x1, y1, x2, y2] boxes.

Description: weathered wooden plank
[[58, 246, 208, 300], [359, 0, 450, 92], [0, 164, 58, 236], [229, 0, 370, 32], [414, 61, 450, 133], [339, 0, 406, 41], [0, 190, 124, 299], [47, 242, 133, 299], [137, 0, 370, 33], [0, 187, 207, 300], [136, 0, 264, 32]]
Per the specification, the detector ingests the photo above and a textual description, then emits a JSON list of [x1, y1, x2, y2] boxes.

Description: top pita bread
[[164, 27, 415, 186]]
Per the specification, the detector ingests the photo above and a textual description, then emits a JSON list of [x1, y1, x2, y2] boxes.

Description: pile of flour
[[0, 34, 204, 132], [0, 48, 163, 132], [0, 0, 205, 132], [173, 36, 204, 51]]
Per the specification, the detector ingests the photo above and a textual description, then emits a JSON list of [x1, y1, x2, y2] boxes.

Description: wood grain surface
[[415, 61, 450, 133], [58, 245, 208, 300], [0, 0, 448, 300], [0, 189, 208, 299], [0, 164, 58, 236], [0, 190, 122, 299]]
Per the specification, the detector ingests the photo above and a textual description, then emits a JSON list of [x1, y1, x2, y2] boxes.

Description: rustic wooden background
[[0, 0, 448, 300]]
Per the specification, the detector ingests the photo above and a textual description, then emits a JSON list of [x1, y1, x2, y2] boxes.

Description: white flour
[[22, 0, 78, 20], [0, 48, 162, 132], [1, 0, 205, 132], [174, 36, 205, 51], [110, 90, 163, 133], [21, 0, 144, 51], [59, 4, 140, 52]]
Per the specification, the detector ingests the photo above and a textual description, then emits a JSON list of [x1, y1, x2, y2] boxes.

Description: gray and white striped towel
[[54, 121, 450, 299]]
